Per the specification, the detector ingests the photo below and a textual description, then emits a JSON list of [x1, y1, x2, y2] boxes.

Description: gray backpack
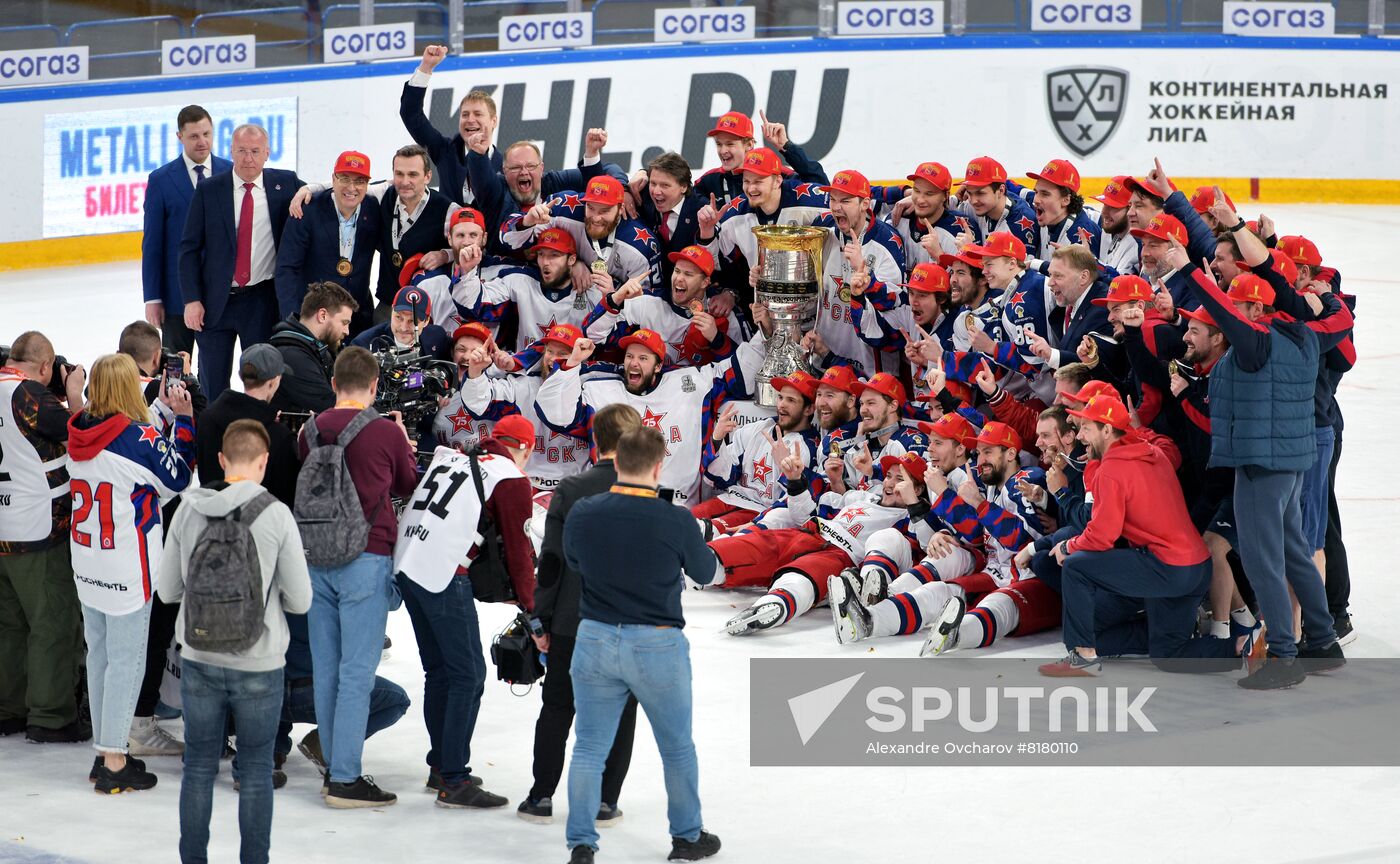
[[295, 407, 379, 567], [184, 490, 277, 653]]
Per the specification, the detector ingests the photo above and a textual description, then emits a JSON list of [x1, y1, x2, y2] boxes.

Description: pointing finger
[[759, 109, 768, 125], [710, 193, 717, 210]]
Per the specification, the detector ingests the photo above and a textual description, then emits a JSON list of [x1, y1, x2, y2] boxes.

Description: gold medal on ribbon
[[1168, 359, 1179, 377], [830, 440, 843, 459], [963, 311, 979, 331], [1083, 336, 1100, 367], [590, 259, 609, 275], [391, 251, 404, 268], [336, 258, 352, 276]]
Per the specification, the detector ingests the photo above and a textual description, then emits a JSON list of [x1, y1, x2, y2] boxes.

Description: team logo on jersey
[[1045, 66, 1128, 157], [137, 426, 162, 446], [681, 375, 696, 393], [752, 456, 773, 484], [448, 407, 474, 434], [641, 408, 668, 429]]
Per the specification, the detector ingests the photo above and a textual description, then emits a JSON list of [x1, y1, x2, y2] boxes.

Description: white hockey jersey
[[811, 215, 911, 377], [500, 196, 661, 292], [702, 417, 817, 511], [753, 486, 915, 562], [393, 445, 526, 593], [1099, 229, 1140, 276], [450, 264, 602, 352], [534, 332, 768, 504], [0, 373, 69, 546], [455, 369, 591, 491], [584, 294, 743, 367]]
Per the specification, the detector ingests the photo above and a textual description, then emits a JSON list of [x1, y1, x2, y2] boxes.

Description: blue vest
[[1208, 321, 1317, 472]]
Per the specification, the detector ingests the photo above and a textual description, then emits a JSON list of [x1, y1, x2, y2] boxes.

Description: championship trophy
[[751, 225, 826, 407]]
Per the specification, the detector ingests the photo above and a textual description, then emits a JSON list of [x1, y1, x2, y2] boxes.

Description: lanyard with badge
[[390, 196, 426, 268]]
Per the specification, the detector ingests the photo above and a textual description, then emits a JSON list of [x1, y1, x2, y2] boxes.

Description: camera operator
[[270, 281, 357, 416], [350, 285, 451, 360], [0, 331, 88, 743]]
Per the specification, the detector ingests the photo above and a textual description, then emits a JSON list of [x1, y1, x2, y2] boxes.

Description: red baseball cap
[[1092, 274, 1153, 306], [1278, 235, 1322, 267], [668, 245, 716, 277], [1190, 185, 1234, 215], [1130, 213, 1188, 245], [878, 452, 929, 484], [528, 226, 577, 258], [707, 111, 754, 140], [450, 207, 486, 233], [1067, 395, 1133, 432], [918, 413, 979, 450], [938, 250, 984, 271], [452, 321, 492, 345], [1178, 306, 1219, 328], [1094, 176, 1133, 209], [539, 323, 583, 351], [1124, 176, 1176, 198], [1027, 158, 1081, 193], [618, 328, 665, 359], [769, 369, 819, 402], [333, 150, 371, 179], [1226, 273, 1275, 307], [1062, 379, 1120, 407], [904, 262, 951, 295], [392, 285, 432, 319], [816, 365, 860, 395], [821, 169, 872, 199], [976, 421, 1021, 452], [964, 231, 1026, 263], [582, 176, 625, 208], [735, 147, 783, 177], [850, 372, 906, 406], [491, 414, 535, 451], [1251, 248, 1298, 287], [907, 161, 953, 192], [961, 156, 1008, 188]]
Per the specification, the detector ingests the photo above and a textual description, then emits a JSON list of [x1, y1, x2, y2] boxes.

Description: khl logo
[[1046, 66, 1128, 157]]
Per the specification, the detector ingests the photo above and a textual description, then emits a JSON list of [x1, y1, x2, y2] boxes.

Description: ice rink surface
[[2, 204, 1398, 863]]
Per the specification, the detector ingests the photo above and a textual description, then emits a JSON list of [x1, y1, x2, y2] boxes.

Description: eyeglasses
[[504, 162, 541, 174], [334, 174, 369, 186]]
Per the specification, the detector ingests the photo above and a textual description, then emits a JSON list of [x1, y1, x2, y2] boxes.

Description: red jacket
[[1066, 434, 1207, 566]]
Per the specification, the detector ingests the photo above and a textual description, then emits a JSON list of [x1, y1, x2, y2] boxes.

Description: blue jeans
[[82, 601, 152, 754], [568, 619, 702, 851], [1234, 466, 1335, 657], [275, 674, 410, 759], [1301, 425, 1335, 552], [308, 553, 396, 784], [179, 659, 283, 864], [398, 572, 485, 786]]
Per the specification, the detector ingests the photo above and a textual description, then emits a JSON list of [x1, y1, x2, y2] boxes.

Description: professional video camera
[[369, 340, 457, 431], [0, 343, 77, 398]]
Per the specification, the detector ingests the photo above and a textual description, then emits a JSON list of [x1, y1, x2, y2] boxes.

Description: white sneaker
[[127, 715, 184, 756], [918, 596, 965, 658]]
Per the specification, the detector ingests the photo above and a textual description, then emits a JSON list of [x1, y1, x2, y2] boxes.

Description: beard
[[624, 367, 658, 395], [978, 459, 1013, 488]]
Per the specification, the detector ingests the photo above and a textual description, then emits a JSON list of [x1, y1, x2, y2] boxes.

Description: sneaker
[[517, 795, 553, 824], [858, 565, 889, 606], [297, 729, 326, 771], [1038, 649, 1102, 677], [722, 600, 784, 636], [596, 802, 623, 826], [669, 830, 722, 861], [26, 719, 91, 744], [91, 754, 145, 782], [426, 769, 483, 792], [1238, 653, 1307, 690], [321, 772, 329, 798], [94, 758, 158, 794], [233, 770, 288, 792], [381, 635, 392, 663], [1241, 623, 1267, 675], [1334, 614, 1356, 646], [569, 847, 596, 864], [128, 715, 184, 756], [436, 780, 507, 809], [0, 717, 26, 736], [919, 596, 966, 658], [1298, 639, 1346, 674], [829, 571, 872, 645], [325, 775, 397, 809]]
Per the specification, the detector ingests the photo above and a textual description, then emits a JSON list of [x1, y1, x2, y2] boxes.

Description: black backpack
[[183, 491, 278, 653], [464, 445, 515, 604]]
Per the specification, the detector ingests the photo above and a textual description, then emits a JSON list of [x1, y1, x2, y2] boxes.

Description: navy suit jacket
[[274, 190, 382, 318], [638, 192, 713, 288], [1049, 279, 1112, 368], [179, 167, 303, 328], [400, 81, 503, 207], [143, 155, 232, 312]]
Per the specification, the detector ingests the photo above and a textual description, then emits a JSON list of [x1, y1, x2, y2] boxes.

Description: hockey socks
[[955, 592, 1020, 649], [870, 581, 965, 638], [756, 572, 816, 627]]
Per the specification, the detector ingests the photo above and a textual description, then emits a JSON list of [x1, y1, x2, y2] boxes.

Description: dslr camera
[[0, 343, 76, 398]]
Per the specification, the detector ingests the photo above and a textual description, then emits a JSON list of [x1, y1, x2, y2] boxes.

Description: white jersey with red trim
[[584, 294, 742, 367], [0, 374, 68, 545], [753, 486, 912, 562], [703, 417, 816, 512], [449, 265, 603, 352], [455, 370, 591, 491], [812, 216, 911, 376], [500, 196, 661, 292]]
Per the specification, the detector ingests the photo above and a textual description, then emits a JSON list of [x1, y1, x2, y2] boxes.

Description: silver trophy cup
[[751, 225, 826, 408]]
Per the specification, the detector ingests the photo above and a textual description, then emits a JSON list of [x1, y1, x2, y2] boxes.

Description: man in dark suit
[[401, 44, 502, 208], [629, 152, 722, 298], [142, 105, 232, 356], [275, 151, 381, 337], [518, 403, 641, 828], [179, 123, 304, 399], [1029, 244, 1112, 369], [375, 145, 454, 320]]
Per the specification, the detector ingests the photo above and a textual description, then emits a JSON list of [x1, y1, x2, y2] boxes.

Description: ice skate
[[829, 571, 872, 644], [918, 595, 965, 657]]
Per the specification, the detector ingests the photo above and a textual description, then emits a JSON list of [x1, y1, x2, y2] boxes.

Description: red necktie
[[234, 182, 254, 288], [660, 213, 673, 244]]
